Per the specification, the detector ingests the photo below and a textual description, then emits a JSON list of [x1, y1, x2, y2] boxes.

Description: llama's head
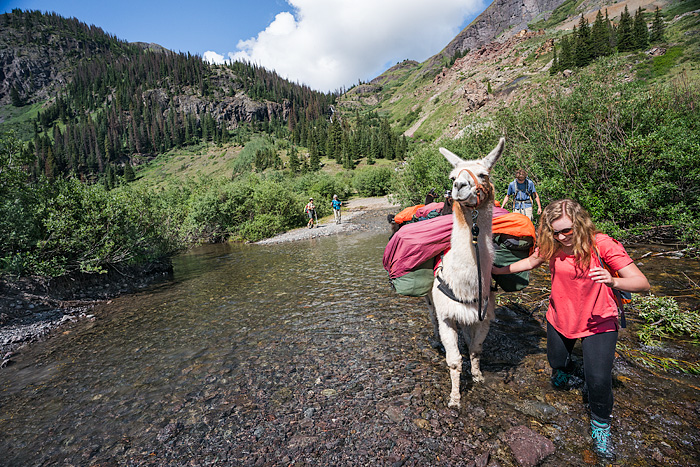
[[439, 137, 504, 209]]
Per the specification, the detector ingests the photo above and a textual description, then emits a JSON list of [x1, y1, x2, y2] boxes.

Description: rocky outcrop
[[440, 0, 565, 59], [370, 60, 420, 86], [142, 89, 290, 130], [0, 46, 69, 106]]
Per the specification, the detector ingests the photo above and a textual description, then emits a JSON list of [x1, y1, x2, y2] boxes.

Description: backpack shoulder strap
[[593, 242, 628, 328]]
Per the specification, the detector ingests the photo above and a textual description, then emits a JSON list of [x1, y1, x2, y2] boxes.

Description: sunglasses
[[552, 227, 573, 236]]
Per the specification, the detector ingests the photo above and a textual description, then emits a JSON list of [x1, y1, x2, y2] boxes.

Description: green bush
[[390, 146, 452, 206], [633, 294, 700, 346], [352, 166, 393, 197], [238, 214, 285, 242]]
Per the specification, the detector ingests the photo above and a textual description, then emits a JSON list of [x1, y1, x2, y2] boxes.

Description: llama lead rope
[[472, 210, 486, 321], [435, 209, 488, 320]]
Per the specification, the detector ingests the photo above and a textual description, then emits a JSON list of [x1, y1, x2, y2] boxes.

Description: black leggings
[[547, 322, 618, 423]]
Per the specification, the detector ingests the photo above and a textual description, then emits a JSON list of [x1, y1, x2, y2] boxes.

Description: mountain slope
[[440, 0, 567, 62], [0, 9, 336, 182], [339, 0, 682, 142]]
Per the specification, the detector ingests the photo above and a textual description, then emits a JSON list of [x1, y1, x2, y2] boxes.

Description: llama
[[426, 137, 504, 408]]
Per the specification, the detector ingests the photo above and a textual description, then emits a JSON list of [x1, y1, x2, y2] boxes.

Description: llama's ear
[[439, 147, 464, 167], [481, 137, 505, 170]]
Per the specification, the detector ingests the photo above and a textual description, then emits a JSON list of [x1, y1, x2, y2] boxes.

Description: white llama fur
[[426, 137, 504, 409]]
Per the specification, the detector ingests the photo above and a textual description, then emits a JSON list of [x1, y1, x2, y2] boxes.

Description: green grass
[[528, 0, 583, 30], [0, 102, 43, 140], [636, 46, 684, 80]]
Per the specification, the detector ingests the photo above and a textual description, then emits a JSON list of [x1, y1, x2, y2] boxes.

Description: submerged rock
[[502, 425, 555, 467]]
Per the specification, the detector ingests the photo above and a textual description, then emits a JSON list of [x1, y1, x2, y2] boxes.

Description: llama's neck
[[450, 201, 493, 248]]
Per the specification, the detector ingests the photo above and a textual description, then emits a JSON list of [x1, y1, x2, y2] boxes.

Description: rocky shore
[[0, 260, 173, 365], [256, 196, 399, 244]]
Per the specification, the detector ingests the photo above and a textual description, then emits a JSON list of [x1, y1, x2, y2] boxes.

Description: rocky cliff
[[441, 0, 565, 59]]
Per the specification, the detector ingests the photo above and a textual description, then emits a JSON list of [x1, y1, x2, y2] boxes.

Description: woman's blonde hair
[[536, 199, 599, 269]]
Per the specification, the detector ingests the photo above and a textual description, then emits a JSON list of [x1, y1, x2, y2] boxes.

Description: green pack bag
[[492, 234, 532, 292], [390, 259, 435, 297]]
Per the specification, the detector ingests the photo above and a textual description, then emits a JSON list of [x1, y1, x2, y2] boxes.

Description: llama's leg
[[425, 292, 442, 348], [463, 294, 495, 383], [438, 318, 462, 408]]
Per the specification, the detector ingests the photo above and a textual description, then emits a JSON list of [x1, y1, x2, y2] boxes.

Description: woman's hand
[[589, 264, 651, 293], [589, 266, 614, 287]]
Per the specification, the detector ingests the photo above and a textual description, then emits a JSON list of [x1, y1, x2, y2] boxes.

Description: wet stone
[[514, 400, 558, 420], [502, 425, 555, 467], [384, 405, 405, 423]]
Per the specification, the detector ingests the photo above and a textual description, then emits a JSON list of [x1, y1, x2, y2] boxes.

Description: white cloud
[[202, 50, 226, 64], [203, 0, 485, 92]]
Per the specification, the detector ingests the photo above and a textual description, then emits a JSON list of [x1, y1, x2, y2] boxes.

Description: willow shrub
[[33, 179, 179, 276], [390, 148, 452, 206], [633, 294, 700, 346]]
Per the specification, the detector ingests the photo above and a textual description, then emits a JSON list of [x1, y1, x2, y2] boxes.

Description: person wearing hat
[[304, 198, 316, 228], [331, 194, 342, 224]]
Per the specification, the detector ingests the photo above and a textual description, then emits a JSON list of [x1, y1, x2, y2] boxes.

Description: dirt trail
[[256, 196, 400, 245]]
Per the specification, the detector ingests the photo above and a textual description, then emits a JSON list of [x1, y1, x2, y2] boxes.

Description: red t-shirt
[[545, 233, 633, 339]]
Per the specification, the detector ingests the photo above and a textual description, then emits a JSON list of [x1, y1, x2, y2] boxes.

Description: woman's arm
[[492, 253, 546, 275], [589, 263, 650, 293]]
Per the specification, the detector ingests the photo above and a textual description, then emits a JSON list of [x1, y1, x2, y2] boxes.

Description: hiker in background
[[332, 195, 342, 224], [305, 198, 316, 228], [502, 169, 542, 220], [492, 199, 649, 460]]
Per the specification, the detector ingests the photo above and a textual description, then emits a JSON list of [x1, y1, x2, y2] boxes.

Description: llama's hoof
[[448, 398, 461, 409], [472, 373, 485, 383]]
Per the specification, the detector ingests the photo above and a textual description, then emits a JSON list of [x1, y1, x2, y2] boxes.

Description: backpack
[[491, 207, 536, 292], [593, 245, 632, 328], [513, 179, 533, 201]]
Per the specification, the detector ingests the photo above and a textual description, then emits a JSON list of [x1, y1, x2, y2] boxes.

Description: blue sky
[[1, 0, 490, 92]]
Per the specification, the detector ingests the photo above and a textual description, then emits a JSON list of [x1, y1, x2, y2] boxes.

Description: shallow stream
[[1, 212, 698, 466]]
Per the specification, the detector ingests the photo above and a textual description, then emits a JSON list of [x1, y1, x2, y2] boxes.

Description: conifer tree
[[574, 15, 592, 67], [123, 161, 135, 182], [10, 86, 23, 107], [109, 164, 116, 188], [44, 147, 57, 180], [650, 6, 665, 42], [633, 7, 649, 50], [288, 145, 300, 173], [309, 143, 320, 172], [606, 10, 618, 52], [559, 35, 574, 70], [591, 10, 612, 58], [617, 6, 634, 52], [550, 45, 559, 75]]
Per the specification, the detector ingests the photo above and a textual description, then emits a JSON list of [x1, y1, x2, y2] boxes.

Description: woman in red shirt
[[493, 199, 649, 460]]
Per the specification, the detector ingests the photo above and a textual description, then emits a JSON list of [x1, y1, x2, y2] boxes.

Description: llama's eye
[[450, 176, 455, 181]]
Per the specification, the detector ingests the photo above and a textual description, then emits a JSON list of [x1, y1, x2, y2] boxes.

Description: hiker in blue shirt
[[502, 169, 542, 220], [332, 194, 342, 224]]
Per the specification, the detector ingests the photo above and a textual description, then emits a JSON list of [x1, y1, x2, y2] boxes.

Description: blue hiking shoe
[[590, 419, 615, 460], [551, 368, 570, 389]]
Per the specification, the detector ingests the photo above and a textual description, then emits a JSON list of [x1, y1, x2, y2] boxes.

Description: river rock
[[514, 400, 558, 420], [156, 422, 182, 443], [502, 425, 555, 467]]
